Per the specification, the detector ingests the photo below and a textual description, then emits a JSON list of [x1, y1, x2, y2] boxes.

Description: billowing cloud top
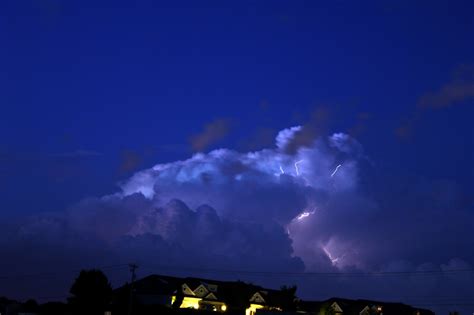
[[114, 126, 372, 271], [121, 126, 357, 217]]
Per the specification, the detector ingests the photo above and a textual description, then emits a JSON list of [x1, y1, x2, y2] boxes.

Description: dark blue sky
[[2, 0, 473, 216], [1, 1, 474, 311]]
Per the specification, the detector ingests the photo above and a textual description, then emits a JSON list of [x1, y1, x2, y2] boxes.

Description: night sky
[[1, 0, 474, 314]]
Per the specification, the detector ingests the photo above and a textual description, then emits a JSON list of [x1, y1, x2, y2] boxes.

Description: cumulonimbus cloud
[[114, 126, 378, 271], [3, 125, 473, 312]]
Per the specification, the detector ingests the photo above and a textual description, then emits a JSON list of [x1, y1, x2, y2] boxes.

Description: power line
[[404, 297, 474, 301], [128, 263, 138, 315], [139, 264, 474, 277], [4, 264, 471, 280], [0, 264, 129, 280], [410, 303, 474, 306], [381, 299, 474, 306]]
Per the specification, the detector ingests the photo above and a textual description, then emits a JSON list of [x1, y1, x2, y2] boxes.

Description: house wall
[[137, 294, 173, 306]]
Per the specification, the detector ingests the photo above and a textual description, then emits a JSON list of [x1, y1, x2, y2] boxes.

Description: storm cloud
[[2, 126, 473, 312]]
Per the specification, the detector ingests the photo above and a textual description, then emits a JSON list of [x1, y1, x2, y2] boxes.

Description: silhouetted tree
[[279, 285, 298, 311], [68, 269, 112, 315], [111, 282, 131, 315], [233, 282, 251, 311], [23, 299, 39, 313], [172, 291, 184, 310]]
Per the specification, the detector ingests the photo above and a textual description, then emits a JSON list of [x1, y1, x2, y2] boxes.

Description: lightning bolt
[[294, 160, 303, 176], [322, 245, 347, 265], [322, 246, 340, 264], [292, 209, 316, 222], [331, 164, 342, 177]]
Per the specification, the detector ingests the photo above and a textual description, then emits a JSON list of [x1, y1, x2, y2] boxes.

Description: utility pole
[[127, 263, 138, 315]]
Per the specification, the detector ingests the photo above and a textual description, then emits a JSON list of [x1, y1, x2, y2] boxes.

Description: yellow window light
[[180, 297, 202, 309]]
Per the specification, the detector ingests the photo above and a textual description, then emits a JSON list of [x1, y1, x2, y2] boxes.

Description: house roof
[[113, 274, 434, 315], [114, 274, 283, 307], [115, 274, 182, 296], [299, 298, 434, 315], [179, 276, 278, 305]]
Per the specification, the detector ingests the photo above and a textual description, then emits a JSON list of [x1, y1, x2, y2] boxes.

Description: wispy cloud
[[396, 64, 474, 139], [190, 118, 231, 152], [418, 82, 474, 109], [119, 150, 142, 174]]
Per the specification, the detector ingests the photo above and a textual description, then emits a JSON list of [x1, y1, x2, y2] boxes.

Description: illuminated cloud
[[275, 126, 302, 149], [2, 126, 473, 306], [119, 126, 360, 225], [116, 126, 366, 270]]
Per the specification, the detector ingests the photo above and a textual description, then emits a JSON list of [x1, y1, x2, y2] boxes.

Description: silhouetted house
[[113, 274, 290, 315], [112, 274, 180, 315], [113, 275, 434, 315], [298, 298, 434, 315], [173, 277, 227, 312], [179, 278, 288, 314]]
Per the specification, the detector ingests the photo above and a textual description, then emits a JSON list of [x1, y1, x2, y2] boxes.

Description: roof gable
[[331, 302, 344, 313], [250, 292, 266, 304], [182, 283, 195, 296], [360, 305, 370, 315], [193, 284, 209, 298], [205, 293, 218, 300]]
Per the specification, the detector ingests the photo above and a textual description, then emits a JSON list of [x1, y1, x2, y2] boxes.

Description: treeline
[[1, 269, 112, 315]]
